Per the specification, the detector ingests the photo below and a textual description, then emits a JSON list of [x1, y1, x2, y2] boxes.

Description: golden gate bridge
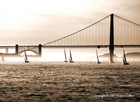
[[0, 14, 140, 63]]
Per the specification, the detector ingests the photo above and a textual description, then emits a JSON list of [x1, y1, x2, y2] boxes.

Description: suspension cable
[[114, 14, 140, 26], [44, 14, 110, 45]]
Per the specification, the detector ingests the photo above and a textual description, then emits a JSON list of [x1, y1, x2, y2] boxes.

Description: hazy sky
[[0, 0, 140, 45]]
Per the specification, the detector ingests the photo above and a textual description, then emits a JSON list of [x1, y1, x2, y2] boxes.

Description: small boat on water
[[24, 51, 29, 63], [96, 49, 101, 64], [69, 49, 74, 63], [64, 49, 68, 62], [122, 49, 129, 65]]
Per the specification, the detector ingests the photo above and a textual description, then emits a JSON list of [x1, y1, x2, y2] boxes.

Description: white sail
[[96, 49, 101, 64], [69, 49, 74, 63], [64, 49, 68, 62], [24, 51, 29, 63], [122, 49, 129, 65], [1, 54, 4, 61]]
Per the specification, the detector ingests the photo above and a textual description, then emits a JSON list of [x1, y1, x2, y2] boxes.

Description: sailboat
[[96, 49, 101, 64], [24, 51, 29, 63], [64, 49, 68, 62], [69, 49, 74, 63], [122, 49, 129, 65], [1, 54, 4, 61]]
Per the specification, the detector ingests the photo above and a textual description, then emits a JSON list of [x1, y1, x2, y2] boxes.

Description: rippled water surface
[[0, 61, 140, 102]]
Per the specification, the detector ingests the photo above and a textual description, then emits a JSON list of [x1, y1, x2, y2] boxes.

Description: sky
[[0, 0, 140, 46]]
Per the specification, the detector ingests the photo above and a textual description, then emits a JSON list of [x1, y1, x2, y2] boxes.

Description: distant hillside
[[91, 52, 140, 61], [98, 53, 118, 61], [99, 53, 118, 58], [126, 52, 140, 58], [123, 52, 140, 61], [98, 52, 140, 58]]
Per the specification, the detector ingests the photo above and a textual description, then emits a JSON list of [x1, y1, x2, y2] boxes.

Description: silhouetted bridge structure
[[0, 14, 140, 62], [0, 44, 42, 57]]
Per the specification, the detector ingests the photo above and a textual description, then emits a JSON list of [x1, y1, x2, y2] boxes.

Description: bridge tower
[[15, 44, 18, 55], [38, 44, 42, 57], [5, 48, 8, 53], [109, 14, 114, 63]]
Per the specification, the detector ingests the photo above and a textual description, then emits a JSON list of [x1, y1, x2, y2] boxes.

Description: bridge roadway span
[[0, 45, 140, 48]]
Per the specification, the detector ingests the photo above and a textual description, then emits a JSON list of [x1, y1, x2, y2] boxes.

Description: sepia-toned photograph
[[0, 0, 140, 101]]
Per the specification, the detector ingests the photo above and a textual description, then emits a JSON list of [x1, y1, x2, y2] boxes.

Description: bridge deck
[[0, 45, 140, 48], [0, 46, 38, 48], [42, 45, 140, 48]]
